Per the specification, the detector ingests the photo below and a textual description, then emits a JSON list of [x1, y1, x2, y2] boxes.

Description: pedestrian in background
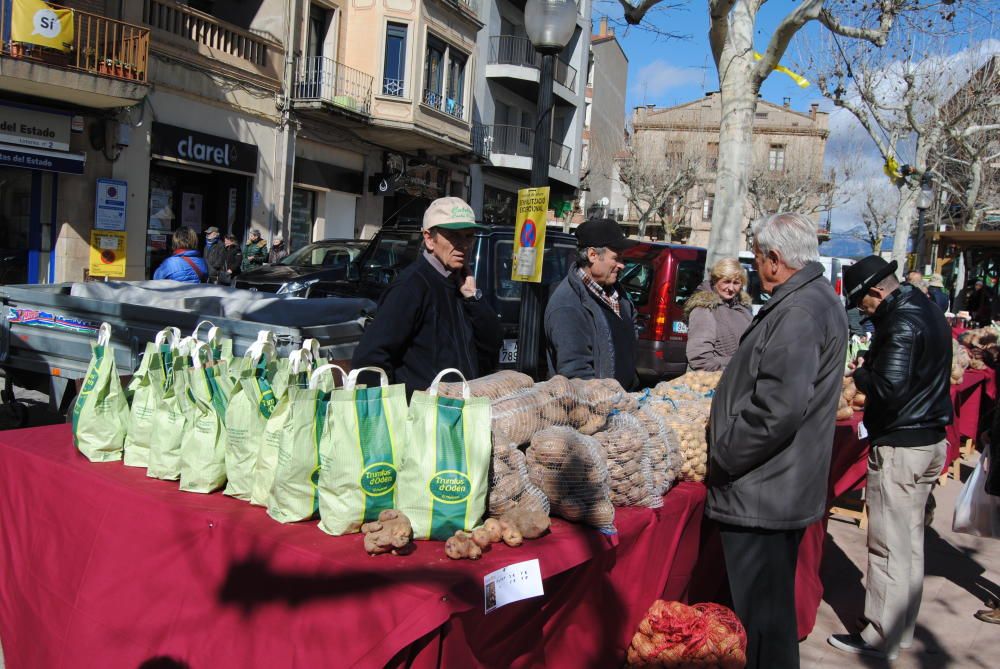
[[219, 234, 242, 285], [153, 227, 208, 283], [829, 255, 952, 660], [203, 226, 224, 282], [683, 257, 752, 371], [269, 233, 289, 264], [544, 218, 639, 390], [242, 229, 268, 273], [927, 273, 950, 312], [906, 270, 929, 295], [707, 212, 848, 669]]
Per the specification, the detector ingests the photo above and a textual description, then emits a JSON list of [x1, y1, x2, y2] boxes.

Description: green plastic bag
[[179, 341, 233, 493], [223, 334, 279, 500], [123, 327, 180, 467], [146, 340, 196, 480], [72, 323, 130, 462], [267, 363, 345, 523], [193, 320, 234, 367], [251, 346, 318, 506], [318, 366, 407, 536], [399, 369, 492, 541]]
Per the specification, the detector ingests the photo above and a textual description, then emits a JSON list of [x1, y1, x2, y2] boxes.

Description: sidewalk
[[802, 455, 1000, 667]]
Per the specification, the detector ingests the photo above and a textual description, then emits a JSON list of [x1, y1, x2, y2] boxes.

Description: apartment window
[[382, 23, 408, 97], [769, 144, 786, 172], [707, 142, 719, 171], [421, 34, 468, 120], [755, 111, 769, 120], [665, 140, 684, 164], [702, 197, 714, 221]]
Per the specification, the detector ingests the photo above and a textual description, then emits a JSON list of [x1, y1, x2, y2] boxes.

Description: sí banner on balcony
[[12, 0, 74, 53]]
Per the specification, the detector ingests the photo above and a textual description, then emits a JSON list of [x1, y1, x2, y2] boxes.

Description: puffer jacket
[[854, 284, 952, 446], [683, 282, 752, 371], [153, 250, 208, 283], [706, 262, 848, 529]]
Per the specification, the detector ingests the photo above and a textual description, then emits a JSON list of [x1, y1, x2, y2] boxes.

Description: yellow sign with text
[[512, 187, 549, 283], [89, 230, 127, 278], [11, 0, 75, 53]]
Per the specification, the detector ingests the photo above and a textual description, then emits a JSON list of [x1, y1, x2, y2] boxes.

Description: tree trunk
[[872, 236, 882, 255], [891, 184, 918, 270], [963, 158, 983, 231], [706, 5, 757, 271]]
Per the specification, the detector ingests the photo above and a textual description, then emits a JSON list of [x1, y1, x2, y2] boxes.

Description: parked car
[[319, 220, 578, 372], [233, 239, 367, 295], [619, 243, 707, 380]]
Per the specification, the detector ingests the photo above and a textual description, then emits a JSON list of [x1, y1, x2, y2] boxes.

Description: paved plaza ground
[[0, 385, 998, 667]]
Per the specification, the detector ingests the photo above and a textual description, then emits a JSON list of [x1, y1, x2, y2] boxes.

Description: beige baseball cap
[[422, 197, 487, 231]]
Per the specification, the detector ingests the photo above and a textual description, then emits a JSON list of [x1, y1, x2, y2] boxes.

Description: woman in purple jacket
[[683, 258, 753, 371]]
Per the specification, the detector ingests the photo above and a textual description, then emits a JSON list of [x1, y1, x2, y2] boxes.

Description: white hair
[[750, 212, 819, 270]]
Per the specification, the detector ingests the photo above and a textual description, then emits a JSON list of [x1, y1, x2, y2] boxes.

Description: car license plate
[[500, 339, 518, 364], [672, 321, 688, 334]]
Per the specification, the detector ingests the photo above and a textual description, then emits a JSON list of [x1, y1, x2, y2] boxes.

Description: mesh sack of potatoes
[[633, 406, 684, 496], [645, 399, 710, 483], [652, 371, 723, 402], [489, 429, 550, 517], [438, 370, 534, 401], [526, 426, 615, 531], [594, 412, 663, 508], [491, 375, 601, 445]]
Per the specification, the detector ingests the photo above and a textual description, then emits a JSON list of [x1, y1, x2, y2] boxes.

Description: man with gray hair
[[707, 212, 848, 668]]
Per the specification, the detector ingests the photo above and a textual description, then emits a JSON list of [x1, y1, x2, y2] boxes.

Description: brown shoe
[[974, 608, 1000, 624]]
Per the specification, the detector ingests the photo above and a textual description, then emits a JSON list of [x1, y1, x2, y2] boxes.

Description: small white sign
[[499, 339, 518, 365], [484, 558, 544, 614], [858, 421, 869, 441], [94, 179, 127, 231], [515, 247, 537, 279]]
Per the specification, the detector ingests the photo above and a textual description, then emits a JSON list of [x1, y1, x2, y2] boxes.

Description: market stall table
[[0, 425, 707, 669]]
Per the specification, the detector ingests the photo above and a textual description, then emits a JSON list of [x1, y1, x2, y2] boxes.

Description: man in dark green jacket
[[707, 212, 848, 669], [241, 229, 267, 272], [351, 197, 502, 396]]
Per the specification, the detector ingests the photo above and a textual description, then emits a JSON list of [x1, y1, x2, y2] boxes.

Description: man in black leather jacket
[[829, 256, 952, 660]]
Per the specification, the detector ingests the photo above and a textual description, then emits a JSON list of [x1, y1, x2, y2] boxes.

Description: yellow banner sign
[[512, 187, 549, 283], [89, 230, 127, 278], [12, 0, 74, 53]]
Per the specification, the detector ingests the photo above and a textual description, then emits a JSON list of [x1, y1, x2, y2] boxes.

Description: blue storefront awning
[[0, 142, 86, 175]]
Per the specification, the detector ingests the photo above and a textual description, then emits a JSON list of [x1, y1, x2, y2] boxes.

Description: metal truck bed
[[0, 283, 365, 421]]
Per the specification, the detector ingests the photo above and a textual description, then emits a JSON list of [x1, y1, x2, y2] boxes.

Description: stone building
[[626, 92, 830, 248]]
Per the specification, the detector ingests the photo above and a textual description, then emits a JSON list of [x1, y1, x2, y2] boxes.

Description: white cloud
[[631, 60, 703, 100]]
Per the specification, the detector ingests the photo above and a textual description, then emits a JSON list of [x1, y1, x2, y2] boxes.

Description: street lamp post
[[915, 172, 934, 272], [516, 0, 577, 378]]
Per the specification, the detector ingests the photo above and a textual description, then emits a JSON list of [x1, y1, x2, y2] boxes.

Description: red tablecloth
[[0, 425, 706, 669]]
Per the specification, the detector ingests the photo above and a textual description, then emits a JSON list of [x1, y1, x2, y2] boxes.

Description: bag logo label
[[360, 462, 397, 496], [429, 470, 472, 504]]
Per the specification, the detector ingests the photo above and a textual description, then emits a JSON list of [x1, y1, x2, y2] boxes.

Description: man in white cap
[[351, 196, 502, 396]]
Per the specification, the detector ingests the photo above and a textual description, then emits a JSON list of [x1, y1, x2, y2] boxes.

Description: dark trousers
[[719, 523, 803, 669]]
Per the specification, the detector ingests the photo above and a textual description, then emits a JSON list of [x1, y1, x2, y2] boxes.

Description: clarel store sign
[[151, 122, 258, 176]]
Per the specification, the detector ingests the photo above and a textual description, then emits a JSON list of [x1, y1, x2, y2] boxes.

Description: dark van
[[619, 243, 706, 380]]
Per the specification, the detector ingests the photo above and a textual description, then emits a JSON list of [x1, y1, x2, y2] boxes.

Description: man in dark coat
[[707, 212, 847, 669], [544, 218, 639, 390], [829, 255, 952, 659], [203, 227, 224, 282], [351, 197, 502, 397], [242, 230, 268, 273]]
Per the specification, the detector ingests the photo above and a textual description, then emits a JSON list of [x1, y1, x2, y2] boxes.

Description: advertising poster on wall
[[181, 192, 203, 231], [148, 188, 173, 231]]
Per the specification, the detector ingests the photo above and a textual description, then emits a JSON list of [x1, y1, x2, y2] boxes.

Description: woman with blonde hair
[[684, 258, 752, 370]]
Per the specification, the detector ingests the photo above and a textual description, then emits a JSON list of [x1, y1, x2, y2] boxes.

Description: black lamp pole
[[515, 53, 556, 378]]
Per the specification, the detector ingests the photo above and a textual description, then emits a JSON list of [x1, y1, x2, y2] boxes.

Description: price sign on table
[[484, 558, 544, 614]]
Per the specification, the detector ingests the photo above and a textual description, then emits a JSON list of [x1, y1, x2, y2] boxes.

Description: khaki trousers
[[861, 439, 947, 653]]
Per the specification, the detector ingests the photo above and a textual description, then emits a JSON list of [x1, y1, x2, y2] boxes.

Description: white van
[[738, 252, 854, 313]]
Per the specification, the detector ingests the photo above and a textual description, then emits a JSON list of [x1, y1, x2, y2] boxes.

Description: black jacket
[[205, 240, 225, 280], [706, 262, 848, 530], [219, 245, 242, 285], [351, 252, 503, 396], [854, 284, 952, 446]]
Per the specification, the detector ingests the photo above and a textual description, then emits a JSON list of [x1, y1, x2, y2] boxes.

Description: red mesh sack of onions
[[626, 600, 747, 668]]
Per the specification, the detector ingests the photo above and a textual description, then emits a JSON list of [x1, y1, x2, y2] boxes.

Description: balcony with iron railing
[[486, 36, 579, 95], [293, 56, 373, 117], [0, 2, 150, 84], [421, 88, 466, 122], [473, 124, 574, 174], [132, 0, 283, 86]]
